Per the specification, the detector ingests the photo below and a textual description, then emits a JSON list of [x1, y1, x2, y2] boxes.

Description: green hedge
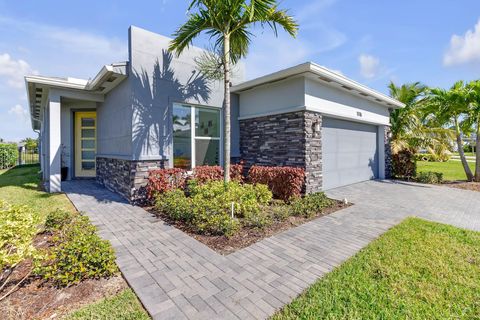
[[0, 143, 18, 169]]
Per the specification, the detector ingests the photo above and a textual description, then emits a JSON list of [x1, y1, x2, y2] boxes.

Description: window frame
[[172, 102, 223, 170]]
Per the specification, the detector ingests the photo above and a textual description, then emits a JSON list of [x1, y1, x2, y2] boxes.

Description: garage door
[[322, 117, 379, 190]]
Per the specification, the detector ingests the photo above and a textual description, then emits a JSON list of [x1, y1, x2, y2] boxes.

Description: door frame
[[73, 110, 97, 178]]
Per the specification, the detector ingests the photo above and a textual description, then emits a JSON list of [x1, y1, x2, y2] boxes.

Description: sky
[[1, 0, 480, 142]]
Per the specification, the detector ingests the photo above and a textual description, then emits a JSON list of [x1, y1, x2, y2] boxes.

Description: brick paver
[[63, 180, 480, 319]]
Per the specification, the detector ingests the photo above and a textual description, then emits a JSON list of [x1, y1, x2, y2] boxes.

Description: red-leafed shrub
[[248, 165, 305, 201], [192, 166, 223, 184], [146, 168, 187, 199], [193, 164, 244, 184], [230, 163, 244, 182]]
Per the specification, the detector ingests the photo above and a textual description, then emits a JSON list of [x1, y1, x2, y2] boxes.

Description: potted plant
[[61, 144, 69, 181]]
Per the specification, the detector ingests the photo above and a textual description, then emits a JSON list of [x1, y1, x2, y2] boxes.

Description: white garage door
[[322, 117, 379, 190]]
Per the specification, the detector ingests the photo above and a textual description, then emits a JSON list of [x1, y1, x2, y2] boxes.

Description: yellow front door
[[75, 111, 97, 177]]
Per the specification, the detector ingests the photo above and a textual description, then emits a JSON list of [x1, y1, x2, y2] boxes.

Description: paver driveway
[[63, 180, 480, 319]]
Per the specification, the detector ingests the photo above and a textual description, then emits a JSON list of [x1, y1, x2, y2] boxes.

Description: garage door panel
[[322, 117, 378, 190]]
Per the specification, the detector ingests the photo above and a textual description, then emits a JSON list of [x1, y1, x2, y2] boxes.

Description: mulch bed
[[0, 234, 128, 320], [443, 181, 480, 192], [147, 200, 348, 255]]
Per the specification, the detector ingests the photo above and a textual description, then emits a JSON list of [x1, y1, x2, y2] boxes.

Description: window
[[173, 103, 221, 170]]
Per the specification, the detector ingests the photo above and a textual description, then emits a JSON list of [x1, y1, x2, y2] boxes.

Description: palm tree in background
[[388, 82, 428, 153], [169, 0, 298, 182], [426, 81, 474, 181], [464, 80, 480, 181]]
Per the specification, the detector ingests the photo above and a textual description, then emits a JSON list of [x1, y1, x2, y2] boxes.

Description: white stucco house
[[26, 26, 403, 201]]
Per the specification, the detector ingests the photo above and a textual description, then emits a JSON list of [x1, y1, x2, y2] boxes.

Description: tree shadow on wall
[[131, 49, 211, 159]]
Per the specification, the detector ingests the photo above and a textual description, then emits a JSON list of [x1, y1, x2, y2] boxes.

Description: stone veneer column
[[303, 112, 322, 193], [384, 126, 393, 179], [96, 157, 165, 202], [239, 111, 323, 194]]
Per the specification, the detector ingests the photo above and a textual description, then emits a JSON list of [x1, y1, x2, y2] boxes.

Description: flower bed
[[147, 165, 347, 254]]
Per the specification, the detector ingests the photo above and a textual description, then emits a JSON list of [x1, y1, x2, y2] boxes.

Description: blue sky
[[1, 0, 480, 142]]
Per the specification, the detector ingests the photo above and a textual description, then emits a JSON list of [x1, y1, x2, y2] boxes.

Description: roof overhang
[[25, 62, 128, 131], [231, 62, 405, 109]]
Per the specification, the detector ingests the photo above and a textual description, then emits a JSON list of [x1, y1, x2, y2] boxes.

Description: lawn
[[65, 289, 149, 320], [0, 164, 75, 218], [417, 160, 475, 181], [453, 152, 475, 157], [273, 218, 480, 319]]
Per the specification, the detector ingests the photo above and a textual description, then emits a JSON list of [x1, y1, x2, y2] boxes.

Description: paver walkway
[[63, 180, 480, 319]]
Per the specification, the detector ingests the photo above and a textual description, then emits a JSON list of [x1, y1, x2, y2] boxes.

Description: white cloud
[[8, 104, 29, 122], [0, 53, 37, 88], [359, 54, 380, 79], [0, 16, 127, 64], [444, 19, 480, 66]]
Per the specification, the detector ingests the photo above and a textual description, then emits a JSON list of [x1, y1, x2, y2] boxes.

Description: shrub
[[392, 150, 416, 179], [248, 165, 305, 201], [190, 181, 272, 218], [146, 168, 187, 199], [155, 181, 272, 236], [35, 215, 117, 286], [416, 171, 443, 184], [290, 192, 335, 218], [190, 181, 272, 235], [155, 189, 193, 222], [243, 210, 272, 229], [193, 211, 240, 237], [44, 209, 74, 231], [0, 200, 40, 270], [0, 143, 18, 169], [192, 164, 244, 184], [269, 201, 292, 221]]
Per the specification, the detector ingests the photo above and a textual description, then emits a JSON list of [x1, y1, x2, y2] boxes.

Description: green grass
[[64, 289, 150, 320], [273, 218, 480, 320], [417, 160, 475, 181], [0, 164, 76, 219], [453, 152, 475, 157]]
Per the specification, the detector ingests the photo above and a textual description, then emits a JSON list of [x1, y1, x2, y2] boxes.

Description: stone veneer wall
[[384, 126, 393, 179], [239, 111, 323, 193], [96, 157, 165, 202]]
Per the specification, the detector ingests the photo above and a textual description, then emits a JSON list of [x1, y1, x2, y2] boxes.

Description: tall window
[[173, 103, 221, 170]]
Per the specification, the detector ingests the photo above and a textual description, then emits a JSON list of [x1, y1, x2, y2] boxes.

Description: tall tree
[[21, 137, 38, 150], [169, 0, 298, 182], [464, 80, 480, 181], [388, 82, 427, 153], [388, 82, 454, 159], [427, 81, 473, 181]]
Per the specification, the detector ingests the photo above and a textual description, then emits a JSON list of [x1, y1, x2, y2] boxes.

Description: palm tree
[[388, 82, 427, 153], [169, 0, 298, 182], [426, 81, 474, 181], [464, 80, 480, 181]]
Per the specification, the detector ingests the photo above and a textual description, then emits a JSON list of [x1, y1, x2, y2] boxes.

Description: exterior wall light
[[312, 120, 321, 136]]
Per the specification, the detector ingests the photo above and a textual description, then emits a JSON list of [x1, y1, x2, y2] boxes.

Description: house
[[26, 26, 404, 201]]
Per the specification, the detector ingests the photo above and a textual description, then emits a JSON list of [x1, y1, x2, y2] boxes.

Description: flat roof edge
[[231, 62, 405, 109]]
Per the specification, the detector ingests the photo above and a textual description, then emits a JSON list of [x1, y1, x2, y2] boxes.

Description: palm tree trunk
[[223, 34, 231, 183], [475, 121, 480, 182], [455, 117, 474, 181]]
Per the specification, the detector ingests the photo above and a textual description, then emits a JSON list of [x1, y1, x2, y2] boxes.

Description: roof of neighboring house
[[25, 62, 128, 131], [231, 62, 405, 109]]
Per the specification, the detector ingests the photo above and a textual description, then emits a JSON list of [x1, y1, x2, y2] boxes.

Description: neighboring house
[[26, 26, 404, 201]]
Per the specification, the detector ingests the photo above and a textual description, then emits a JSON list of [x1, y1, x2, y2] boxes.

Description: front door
[[75, 111, 96, 178]]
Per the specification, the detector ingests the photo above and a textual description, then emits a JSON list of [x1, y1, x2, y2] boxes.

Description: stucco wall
[[97, 79, 133, 158], [128, 26, 243, 162], [304, 78, 390, 125], [237, 77, 305, 119]]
